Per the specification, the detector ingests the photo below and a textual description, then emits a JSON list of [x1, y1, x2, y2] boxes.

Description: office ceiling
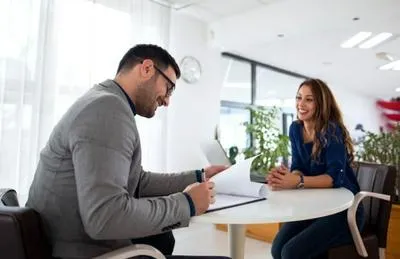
[[175, 0, 400, 98], [160, 0, 279, 20]]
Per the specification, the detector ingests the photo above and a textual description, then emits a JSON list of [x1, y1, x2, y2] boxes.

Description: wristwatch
[[296, 174, 305, 189]]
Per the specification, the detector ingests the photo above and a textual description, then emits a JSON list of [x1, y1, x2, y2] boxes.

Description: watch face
[[180, 56, 202, 84]]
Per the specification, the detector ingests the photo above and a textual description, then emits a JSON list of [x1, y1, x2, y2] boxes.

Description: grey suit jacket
[[26, 80, 198, 259]]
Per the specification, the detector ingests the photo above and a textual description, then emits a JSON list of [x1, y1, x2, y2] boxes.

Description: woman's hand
[[266, 165, 301, 190]]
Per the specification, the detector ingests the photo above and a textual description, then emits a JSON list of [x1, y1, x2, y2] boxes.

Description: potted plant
[[355, 124, 400, 203], [229, 106, 290, 177]]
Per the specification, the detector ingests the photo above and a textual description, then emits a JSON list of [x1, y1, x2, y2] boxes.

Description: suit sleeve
[[138, 169, 199, 197], [69, 95, 191, 240]]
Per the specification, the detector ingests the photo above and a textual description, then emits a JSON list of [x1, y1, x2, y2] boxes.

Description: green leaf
[[239, 106, 291, 176]]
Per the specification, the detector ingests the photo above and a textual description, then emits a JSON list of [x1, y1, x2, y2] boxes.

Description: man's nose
[[164, 96, 170, 107]]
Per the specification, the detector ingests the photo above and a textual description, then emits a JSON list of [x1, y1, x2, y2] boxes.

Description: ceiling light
[[340, 32, 372, 48], [396, 88, 400, 92], [379, 60, 400, 70], [358, 32, 393, 49]]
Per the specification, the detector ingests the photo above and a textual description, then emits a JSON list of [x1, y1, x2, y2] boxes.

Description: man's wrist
[[183, 192, 196, 217]]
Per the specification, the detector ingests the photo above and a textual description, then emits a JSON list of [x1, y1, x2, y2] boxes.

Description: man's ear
[[140, 59, 154, 79]]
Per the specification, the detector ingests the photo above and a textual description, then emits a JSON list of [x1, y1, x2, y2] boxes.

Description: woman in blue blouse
[[267, 78, 364, 259]]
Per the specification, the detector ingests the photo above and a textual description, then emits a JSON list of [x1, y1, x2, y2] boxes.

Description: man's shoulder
[[65, 85, 137, 142], [78, 86, 129, 113], [64, 85, 133, 127]]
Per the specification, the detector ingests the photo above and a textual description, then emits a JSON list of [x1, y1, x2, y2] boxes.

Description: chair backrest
[[0, 189, 52, 259], [353, 161, 397, 248]]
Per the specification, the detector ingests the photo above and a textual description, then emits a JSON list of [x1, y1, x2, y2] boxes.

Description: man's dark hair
[[117, 44, 181, 79]]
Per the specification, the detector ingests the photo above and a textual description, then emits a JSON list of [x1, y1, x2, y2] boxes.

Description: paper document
[[200, 140, 231, 166], [205, 154, 267, 212]]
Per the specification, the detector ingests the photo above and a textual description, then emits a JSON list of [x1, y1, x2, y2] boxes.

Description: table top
[[191, 188, 354, 224]]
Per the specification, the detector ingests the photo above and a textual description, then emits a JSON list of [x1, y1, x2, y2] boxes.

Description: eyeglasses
[[153, 65, 175, 97], [132, 55, 175, 98]]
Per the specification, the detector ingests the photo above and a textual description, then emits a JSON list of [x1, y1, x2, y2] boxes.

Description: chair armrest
[[347, 191, 391, 258], [0, 188, 19, 206], [93, 244, 166, 259]]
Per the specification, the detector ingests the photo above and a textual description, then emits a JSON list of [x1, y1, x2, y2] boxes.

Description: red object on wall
[[377, 100, 400, 111], [376, 99, 400, 130], [383, 113, 400, 121]]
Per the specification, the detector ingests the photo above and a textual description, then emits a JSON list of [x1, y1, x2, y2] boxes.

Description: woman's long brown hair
[[297, 78, 354, 163]]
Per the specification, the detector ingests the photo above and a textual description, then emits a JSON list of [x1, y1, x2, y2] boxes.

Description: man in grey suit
[[26, 44, 230, 259]]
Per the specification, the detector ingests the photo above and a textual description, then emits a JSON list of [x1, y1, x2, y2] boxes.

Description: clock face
[[180, 56, 202, 84]]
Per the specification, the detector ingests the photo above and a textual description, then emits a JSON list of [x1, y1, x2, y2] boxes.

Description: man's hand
[[266, 165, 300, 190], [204, 165, 229, 180], [184, 181, 216, 215]]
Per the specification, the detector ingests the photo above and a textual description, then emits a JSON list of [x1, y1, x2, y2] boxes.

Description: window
[[220, 57, 252, 104], [0, 0, 171, 203], [219, 106, 250, 153], [219, 53, 307, 154], [255, 66, 304, 108]]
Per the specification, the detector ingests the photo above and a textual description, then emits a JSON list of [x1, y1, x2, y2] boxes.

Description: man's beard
[[135, 77, 158, 118]]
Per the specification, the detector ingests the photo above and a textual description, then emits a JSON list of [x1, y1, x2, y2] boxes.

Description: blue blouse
[[289, 121, 360, 194]]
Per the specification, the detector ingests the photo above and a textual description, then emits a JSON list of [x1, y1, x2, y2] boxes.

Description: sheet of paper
[[210, 156, 267, 198], [207, 194, 265, 212], [200, 140, 231, 166]]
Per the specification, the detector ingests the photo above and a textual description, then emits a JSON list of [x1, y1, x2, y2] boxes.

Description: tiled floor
[[173, 222, 273, 259]]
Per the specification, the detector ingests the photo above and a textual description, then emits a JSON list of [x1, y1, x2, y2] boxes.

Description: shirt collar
[[112, 80, 136, 116]]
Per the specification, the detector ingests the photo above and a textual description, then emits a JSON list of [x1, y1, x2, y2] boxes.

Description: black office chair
[[328, 162, 397, 259], [0, 188, 166, 259]]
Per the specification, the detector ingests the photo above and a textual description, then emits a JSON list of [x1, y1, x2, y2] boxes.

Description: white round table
[[191, 188, 354, 259]]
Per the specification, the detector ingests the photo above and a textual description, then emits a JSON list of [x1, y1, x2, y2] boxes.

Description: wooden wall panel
[[386, 204, 400, 259]]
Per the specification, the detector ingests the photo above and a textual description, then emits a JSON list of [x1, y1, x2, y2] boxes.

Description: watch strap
[[296, 174, 305, 189]]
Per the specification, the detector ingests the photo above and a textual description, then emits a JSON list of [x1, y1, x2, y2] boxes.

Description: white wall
[[332, 85, 381, 133], [166, 12, 223, 171]]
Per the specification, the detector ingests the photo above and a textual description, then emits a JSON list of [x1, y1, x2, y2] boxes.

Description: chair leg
[[379, 248, 385, 259]]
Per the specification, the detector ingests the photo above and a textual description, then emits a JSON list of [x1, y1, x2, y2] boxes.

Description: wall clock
[[180, 56, 202, 84]]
